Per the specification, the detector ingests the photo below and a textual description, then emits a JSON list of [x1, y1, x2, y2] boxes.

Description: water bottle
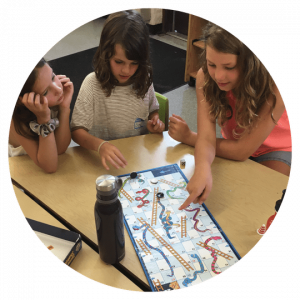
[[94, 175, 125, 264]]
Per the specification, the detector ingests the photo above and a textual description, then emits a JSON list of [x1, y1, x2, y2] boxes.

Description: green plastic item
[[155, 92, 169, 131]]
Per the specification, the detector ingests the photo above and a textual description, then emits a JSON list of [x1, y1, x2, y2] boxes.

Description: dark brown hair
[[93, 10, 153, 98]]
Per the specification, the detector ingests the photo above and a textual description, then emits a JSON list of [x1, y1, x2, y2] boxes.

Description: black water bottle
[[94, 175, 125, 264]]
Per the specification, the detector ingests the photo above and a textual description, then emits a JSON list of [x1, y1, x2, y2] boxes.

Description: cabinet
[[184, 15, 208, 86]]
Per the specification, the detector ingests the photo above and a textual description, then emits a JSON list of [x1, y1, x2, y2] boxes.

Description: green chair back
[[155, 92, 169, 131]]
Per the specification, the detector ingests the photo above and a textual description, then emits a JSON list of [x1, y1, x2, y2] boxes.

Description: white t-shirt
[[70, 72, 159, 141]]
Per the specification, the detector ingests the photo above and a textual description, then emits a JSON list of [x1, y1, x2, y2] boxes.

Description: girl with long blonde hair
[[168, 23, 291, 209]]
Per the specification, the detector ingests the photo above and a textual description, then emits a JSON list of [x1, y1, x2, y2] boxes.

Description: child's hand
[[168, 114, 191, 143], [99, 142, 128, 170], [147, 114, 165, 133], [57, 75, 74, 109], [21, 92, 51, 124], [178, 164, 213, 210]]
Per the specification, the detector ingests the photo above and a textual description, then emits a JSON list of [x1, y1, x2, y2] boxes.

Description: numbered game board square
[[173, 267, 186, 280], [125, 215, 137, 225], [187, 229, 200, 239], [218, 242, 233, 254], [129, 181, 140, 190], [156, 259, 171, 272], [142, 254, 154, 263], [182, 241, 196, 252], [197, 248, 211, 260], [132, 206, 143, 214], [215, 256, 228, 268], [151, 273, 164, 284], [169, 199, 180, 206], [147, 238, 160, 249], [159, 183, 170, 191], [120, 199, 130, 209]]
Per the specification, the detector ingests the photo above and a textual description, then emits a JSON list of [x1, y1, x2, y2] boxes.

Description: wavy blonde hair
[[200, 23, 276, 136]]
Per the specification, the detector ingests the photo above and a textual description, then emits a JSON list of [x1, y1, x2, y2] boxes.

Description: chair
[[155, 92, 169, 131]]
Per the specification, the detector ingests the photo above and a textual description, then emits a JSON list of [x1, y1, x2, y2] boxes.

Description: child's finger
[[154, 119, 161, 131], [114, 149, 128, 166], [151, 114, 159, 124], [172, 114, 185, 122], [34, 94, 41, 106], [169, 116, 179, 124], [41, 96, 48, 107], [101, 157, 110, 171]]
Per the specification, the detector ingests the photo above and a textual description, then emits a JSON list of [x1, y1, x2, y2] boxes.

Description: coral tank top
[[221, 91, 292, 157]]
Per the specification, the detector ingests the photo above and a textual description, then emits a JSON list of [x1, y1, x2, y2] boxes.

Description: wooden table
[[13, 185, 142, 291], [9, 132, 289, 289]]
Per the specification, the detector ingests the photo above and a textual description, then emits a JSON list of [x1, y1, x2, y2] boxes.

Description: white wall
[[136, 8, 162, 25]]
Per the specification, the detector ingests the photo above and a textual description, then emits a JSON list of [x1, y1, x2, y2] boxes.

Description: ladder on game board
[[181, 216, 187, 238], [120, 189, 134, 203], [137, 218, 193, 271], [152, 279, 164, 291], [158, 179, 187, 191], [196, 242, 234, 260], [151, 187, 159, 225], [136, 239, 151, 255]]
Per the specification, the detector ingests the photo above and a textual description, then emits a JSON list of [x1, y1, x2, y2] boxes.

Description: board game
[[118, 164, 240, 291]]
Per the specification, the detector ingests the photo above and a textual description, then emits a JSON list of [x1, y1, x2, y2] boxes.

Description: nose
[[214, 68, 226, 82], [121, 63, 130, 75]]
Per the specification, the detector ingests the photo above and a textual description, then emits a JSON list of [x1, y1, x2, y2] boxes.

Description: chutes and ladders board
[[119, 164, 240, 291]]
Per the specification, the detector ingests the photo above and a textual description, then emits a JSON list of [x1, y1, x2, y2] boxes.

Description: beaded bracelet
[[29, 118, 59, 138]]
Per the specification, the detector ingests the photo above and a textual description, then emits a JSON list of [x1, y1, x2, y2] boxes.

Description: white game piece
[[180, 159, 186, 168], [150, 178, 158, 184]]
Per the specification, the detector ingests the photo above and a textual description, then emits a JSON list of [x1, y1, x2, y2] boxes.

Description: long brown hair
[[200, 23, 276, 135], [93, 10, 153, 98], [12, 58, 47, 140]]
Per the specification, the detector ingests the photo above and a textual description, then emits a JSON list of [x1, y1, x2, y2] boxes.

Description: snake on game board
[[204, 236, 222, 274], [184, 207, 211, 233], [157, 199, 176, 239], [166, 182, 186, 199], [133, 223, 174, 277], [182, 254, 205, 287], [135, 189, 150, 208], [118, 174, 145, 198]]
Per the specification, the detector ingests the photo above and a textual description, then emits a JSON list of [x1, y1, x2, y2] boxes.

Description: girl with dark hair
[[9, 58, 74, 173], [168, 23, 291, 209], [70, 10, 165, 171]]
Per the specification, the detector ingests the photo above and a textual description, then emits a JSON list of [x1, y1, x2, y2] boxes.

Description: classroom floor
[[44, 16, 221, 147]]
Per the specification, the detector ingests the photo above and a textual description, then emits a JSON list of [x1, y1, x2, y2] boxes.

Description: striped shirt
[[70, 72, 159, 140]]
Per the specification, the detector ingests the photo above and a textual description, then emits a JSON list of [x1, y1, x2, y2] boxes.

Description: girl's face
[[109, 44, 139, 85], [32, 64, 64, 107], [206, 45, 240, 91]]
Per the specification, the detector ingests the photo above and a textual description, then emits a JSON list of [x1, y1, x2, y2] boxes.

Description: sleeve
[[70, 74, 95, 132], [146, 83, 159, 113]]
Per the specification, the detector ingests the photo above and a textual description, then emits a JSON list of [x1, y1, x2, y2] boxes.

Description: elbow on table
[[233, 149, 253, 162], [37, 161, 58, 174]]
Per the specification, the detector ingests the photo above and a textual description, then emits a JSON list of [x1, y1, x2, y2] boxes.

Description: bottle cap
[[96, 175, 117, 192]]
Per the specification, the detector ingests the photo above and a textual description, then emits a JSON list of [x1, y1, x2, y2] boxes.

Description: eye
[[43, 90, 48, 96], [208, 64, 215, 68], [131, 62, 139, 65], [115, 60, 122, 64], [225, 66, 235, 70]]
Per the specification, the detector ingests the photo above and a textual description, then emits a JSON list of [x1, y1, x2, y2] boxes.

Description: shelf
[[193, 40, 205, 49]]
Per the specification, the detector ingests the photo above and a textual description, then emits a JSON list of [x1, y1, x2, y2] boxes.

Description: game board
[[119, 164, 240, 291]]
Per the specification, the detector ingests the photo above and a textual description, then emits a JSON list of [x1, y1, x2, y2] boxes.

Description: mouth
[[217, 82, 229, 87], [119, 75, 130, 80]]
